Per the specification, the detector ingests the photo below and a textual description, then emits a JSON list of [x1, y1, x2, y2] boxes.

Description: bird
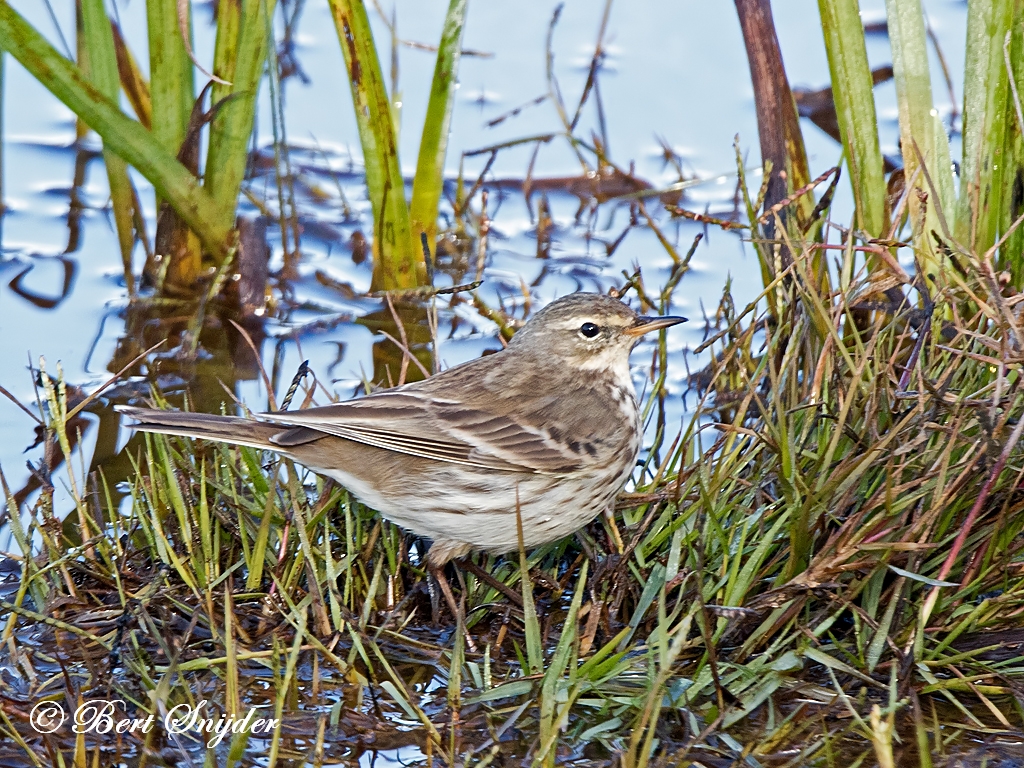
[[117, 293, 685, 612]]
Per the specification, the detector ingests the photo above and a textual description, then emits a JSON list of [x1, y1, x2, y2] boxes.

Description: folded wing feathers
[[259, 392, 580, 474]]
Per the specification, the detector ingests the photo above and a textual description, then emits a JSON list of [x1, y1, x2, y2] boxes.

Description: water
[[0, 0, 965, 555]]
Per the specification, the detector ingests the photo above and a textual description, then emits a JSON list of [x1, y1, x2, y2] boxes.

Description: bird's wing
[[258, 389, 583, 474]]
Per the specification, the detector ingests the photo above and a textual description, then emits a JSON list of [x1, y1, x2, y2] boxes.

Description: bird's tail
[[116, 405, 285, 451]]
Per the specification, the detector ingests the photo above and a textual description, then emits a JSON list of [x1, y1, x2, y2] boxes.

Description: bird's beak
[[624, 314, 688, 337]]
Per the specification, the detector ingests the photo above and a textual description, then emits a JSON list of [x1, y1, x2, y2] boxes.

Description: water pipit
[[118, 293, 685, 615]]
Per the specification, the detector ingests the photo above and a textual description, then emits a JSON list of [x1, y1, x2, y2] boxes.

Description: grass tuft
[[4, 222, 1024, 765]]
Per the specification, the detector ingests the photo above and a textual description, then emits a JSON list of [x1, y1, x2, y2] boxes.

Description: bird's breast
[[582, 383, 641, 477], [609, 383, 641, 430]]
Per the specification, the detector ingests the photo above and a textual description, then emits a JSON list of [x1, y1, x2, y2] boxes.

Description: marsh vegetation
[[1, 0, 1023, 766]]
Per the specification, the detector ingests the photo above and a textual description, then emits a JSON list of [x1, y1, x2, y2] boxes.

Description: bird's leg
[[426, 540, 472, 624], [428, 563, 461, 626]]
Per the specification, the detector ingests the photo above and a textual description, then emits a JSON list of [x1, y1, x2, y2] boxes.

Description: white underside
[[311, 451, 635, 555]]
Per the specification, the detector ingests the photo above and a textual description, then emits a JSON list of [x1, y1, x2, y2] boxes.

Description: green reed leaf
[[409, 0, 468, 250], [0, 4, 231, 258]]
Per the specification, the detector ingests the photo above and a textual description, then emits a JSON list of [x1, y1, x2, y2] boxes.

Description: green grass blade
[[210, 0, 241, 107], [956, 0, 1013, 254], [516, 504, 543, 676], [146, 0, 202, 283], [1002, 2, 1024, 281], [205, 0, 276, 236], [885, 0, 946, 272], [866, 575, 904, 674], [818, 0, 886, 239], [0, 467, 48, 613], [81, 0, 137, 295], [931, 110, 956, 223], [537, 560, 587, 767], [326, 0, 421, 290], [447, 607, 464, 709], [409, 0, 467, 251], [0, 4, 231, 258], [146, 0, 194, 159]]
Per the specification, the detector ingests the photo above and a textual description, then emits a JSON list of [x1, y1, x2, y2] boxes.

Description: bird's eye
[[579, 322, 600, 338]]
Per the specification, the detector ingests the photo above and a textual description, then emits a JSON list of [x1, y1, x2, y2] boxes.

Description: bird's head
[[507, 293, 686, 371]]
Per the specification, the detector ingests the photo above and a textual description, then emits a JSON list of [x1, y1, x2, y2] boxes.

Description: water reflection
[[7, 254, 76, 309], [362, 300, 436, 387]]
